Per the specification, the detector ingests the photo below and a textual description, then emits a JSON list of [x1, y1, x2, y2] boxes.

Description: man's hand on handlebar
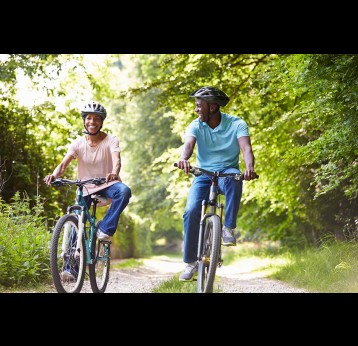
[[175, 160, 191, 175], [243, 169, 259, 181]]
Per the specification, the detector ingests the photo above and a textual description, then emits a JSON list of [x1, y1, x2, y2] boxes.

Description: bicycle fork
[[61, 222, 71, 259], [74, 208, 85, 260], [59, 206, 84, 261], [197, 200, 209, 262], [62, 204, 92, 265], [197, 202, 224, 265], [75, 208, 97, 265], [217, 202, 224, 267]]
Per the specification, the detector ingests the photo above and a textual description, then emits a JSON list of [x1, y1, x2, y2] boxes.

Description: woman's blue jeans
[[182, 168, 243, 263], [84, 182, 131, 236]]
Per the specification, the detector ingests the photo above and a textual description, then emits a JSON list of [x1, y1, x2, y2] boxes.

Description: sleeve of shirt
[[66, 138, 79, 159], [185, 121, 197, 139], [109, 135, 121, 152], [236, 119, 250, 138]]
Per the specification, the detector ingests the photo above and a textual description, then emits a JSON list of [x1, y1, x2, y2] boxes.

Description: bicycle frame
[[54, 178, 105, 266]]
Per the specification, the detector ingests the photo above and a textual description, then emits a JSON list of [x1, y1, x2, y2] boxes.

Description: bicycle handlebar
[[51, 177, 107, 187], [173, 163, 259, 180]]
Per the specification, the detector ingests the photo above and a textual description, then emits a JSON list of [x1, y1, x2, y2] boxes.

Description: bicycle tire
[[50, 214, 86, 293], [88, 231, 110, 293], [197, 215, 221, 293]]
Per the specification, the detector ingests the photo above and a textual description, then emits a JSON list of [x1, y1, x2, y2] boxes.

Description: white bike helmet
[[80, 101, 107, 120]]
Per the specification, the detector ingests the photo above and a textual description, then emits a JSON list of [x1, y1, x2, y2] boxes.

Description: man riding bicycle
[[175, 86, 256, 281]]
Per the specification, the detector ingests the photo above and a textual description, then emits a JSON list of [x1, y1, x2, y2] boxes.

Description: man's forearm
[[180, 143, 194, 160], [243, 149, 255, 170]]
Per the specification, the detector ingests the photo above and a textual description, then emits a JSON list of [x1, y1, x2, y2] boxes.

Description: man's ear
[[210, 103, 219, 112]]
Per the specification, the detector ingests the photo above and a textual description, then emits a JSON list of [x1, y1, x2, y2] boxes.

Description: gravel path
[[87, 256, 309, 293], [214, 265, 309, 293]]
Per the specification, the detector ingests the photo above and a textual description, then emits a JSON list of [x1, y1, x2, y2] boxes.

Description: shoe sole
[[97, 231, 112, 242], [222, 242, 236, 246], [179, 272, 198, 282], [179, 277, 197, 282]]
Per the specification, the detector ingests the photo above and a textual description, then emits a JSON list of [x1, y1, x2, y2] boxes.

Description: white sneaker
[[179, 262, 198, 281], [60, 271, 76, 282], [222, 226, 237, 246], [97, 230, 112, 241]]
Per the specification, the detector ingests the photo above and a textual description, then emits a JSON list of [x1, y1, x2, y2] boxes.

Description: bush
[[0, 193, 51, 288], [112, 212, 152, 259]]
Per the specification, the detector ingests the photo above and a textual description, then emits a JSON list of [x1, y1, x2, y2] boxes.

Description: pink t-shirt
[[67, 134, 121, 197]]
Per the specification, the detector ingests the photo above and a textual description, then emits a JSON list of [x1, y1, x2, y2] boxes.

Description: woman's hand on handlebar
[[106, 173, 120, 183], [44, 174, 55, 186]]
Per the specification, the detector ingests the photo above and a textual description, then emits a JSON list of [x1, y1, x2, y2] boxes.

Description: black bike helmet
[[189, 86, 230, 107], [80, 101, 107, 120]]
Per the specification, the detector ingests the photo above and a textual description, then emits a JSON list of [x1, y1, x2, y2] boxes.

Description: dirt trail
[[90, 256, 309, 293]]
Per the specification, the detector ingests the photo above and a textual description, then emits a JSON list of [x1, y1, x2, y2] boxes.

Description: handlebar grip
[[52, 179, 64, 187]]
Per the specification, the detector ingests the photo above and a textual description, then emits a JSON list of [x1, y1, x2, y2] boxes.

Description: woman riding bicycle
[[44, 101, 131, 281], [175, 86, 256, 282]]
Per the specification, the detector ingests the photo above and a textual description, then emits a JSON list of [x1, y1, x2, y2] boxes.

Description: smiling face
[[194, 98, 219, 123], [84, 113, 103, 134], [194, 98, 211, 123]]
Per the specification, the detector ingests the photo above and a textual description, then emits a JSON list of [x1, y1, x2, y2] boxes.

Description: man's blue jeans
[[182, 168, 243, 263], [85, 182, 131, 236]]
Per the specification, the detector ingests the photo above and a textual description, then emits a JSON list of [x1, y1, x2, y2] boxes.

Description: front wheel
[[88, 228, 110, 293], [197, 215, 221, 293], [50, 214, 86, 293]]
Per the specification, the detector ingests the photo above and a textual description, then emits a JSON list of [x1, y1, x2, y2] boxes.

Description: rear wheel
[[197, 215, 221, 293], [50, 214, 86, 293], [88, 229, 110, 293]]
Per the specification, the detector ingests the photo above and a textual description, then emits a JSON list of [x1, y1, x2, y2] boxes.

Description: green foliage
[[111, 212, 136, 258], [270, 54, 358, 241], [271, 235, 358, 292], [132, 221, 153, 258], [0, 192, 51, 288], [2, 53, 358, 262], [131, 53, 358, 245], [151, 273, 198, 293], [113, 56, 183, 247], [0, 55, 68, 204]]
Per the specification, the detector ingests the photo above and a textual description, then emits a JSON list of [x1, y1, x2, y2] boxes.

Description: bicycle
[[174, 163, 258, 293], [49, 177, 111, 293]]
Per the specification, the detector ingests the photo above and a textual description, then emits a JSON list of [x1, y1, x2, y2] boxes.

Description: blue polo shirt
[[185, 112, 249, 171]]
